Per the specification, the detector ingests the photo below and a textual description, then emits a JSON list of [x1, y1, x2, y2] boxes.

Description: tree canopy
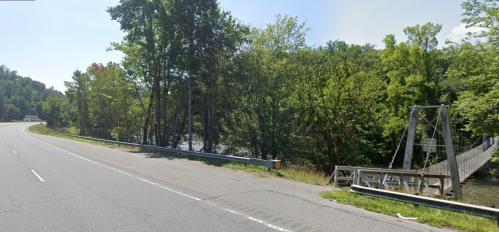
[[4, 0, 497, 174], [0, 65, 63, 122]]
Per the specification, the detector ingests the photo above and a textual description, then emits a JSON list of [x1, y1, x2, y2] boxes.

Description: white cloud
[[448, 23, 486, 42]]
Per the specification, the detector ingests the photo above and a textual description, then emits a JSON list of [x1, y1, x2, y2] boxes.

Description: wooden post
[[403, 106, 418, 170], [440, 106, 463, 198]]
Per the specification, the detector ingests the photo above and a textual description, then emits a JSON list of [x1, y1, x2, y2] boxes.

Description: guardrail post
[[332, 167, 338, 186], [265, 160, 272, 172]]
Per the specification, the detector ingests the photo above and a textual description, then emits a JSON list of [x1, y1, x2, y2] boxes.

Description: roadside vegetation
[[322, 189, 499, 232], [9, 0, 499, 230], [3, 0, 498, 177], [30, 122, 498, 231], [488, 151, 499, 177], [30, 124, 331, 185]]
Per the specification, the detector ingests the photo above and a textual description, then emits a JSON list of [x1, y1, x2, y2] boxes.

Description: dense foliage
[[0, 65, 63, 122], [5, 0, 498, 174]]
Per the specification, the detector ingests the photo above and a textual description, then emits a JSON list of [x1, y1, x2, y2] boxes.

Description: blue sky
[[0, 0, 468, 92]]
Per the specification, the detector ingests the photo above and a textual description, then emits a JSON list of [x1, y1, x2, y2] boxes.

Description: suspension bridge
[[332, 105, 499, 198], [423, 136, 497, 194]]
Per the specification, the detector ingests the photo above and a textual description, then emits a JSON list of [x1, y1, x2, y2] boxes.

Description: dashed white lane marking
[[6, 141, 9, 144], [23, 127, 201, 201], [31, 170, 45, 182], [23, 126, 292, 232], [12, 150, 17, 155]]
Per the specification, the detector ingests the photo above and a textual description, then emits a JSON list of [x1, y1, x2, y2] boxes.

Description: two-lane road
[[0, 123, 447, 231]]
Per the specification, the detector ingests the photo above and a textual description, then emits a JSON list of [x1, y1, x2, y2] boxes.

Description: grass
[[321, 189, 499, 232], [30, 124, 498, 230], [29, 124, 121, 147], [218, 162, 330, 185], [29, 124, 331, 186], [29, 124, 50, 134]]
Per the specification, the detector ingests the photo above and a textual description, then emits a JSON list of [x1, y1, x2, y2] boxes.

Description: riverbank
[[462, 165, 499, 207]]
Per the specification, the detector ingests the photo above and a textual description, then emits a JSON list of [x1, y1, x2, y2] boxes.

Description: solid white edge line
[[31, 170, 45, 182], [23, 126, 292, 232], [12, 150, 17, 155]]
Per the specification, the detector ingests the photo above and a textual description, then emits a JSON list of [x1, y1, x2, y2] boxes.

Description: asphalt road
[[0, 123, 448, 232]]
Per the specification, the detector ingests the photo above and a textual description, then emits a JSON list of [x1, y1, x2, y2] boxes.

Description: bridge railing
[[422, 137, 498, 193]]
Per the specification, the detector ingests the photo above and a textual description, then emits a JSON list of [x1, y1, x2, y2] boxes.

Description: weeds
[[322, 189, 499, 231]]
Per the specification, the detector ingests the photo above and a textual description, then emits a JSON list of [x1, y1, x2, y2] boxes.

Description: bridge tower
[[403, 105, 463, 198]]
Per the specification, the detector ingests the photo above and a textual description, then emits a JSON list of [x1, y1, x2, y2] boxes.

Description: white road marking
[[6, 141, 9, 144], [12, 150, 17, 155], [31, 170, 45, 182], [23, 127, 201, 201], [206, 202, 291, 231], [23, 126, 291, 232], [224, 208, 292, 232]]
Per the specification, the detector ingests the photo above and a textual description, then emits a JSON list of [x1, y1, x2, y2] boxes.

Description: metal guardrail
[[351, 184, 499, 224], [46, 130, 281, 170]]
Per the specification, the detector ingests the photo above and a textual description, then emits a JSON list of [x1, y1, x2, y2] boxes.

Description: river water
[[461, 175, 499, 207]]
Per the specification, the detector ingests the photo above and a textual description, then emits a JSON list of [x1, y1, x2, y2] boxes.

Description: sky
[[0, 0, 472, 93]]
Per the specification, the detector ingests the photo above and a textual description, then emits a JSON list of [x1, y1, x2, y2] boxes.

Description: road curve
[[0, 123, 448, 231]]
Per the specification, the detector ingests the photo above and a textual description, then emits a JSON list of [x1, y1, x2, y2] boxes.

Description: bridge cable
[[417, 106, 442, 193], [382, 124, 408, 186]]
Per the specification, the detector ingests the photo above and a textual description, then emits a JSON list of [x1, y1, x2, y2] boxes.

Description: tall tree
[[65, 70, 90, 135], [227, 14, 308, 159], [0, 91, 5, 121], [292, 62, 386, 172], [455, 0, 499, 136]]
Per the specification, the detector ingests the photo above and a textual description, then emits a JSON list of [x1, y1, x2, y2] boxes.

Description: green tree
[[462, 0, 499, 44], [291, 62, 386, 173], [455, 0, 499, 136], [43, 97, 63, 128], [65, 70, 90, 135], [226, 14, 308, 159], [379, 22, 449, 166], [381, 22, 444, 115], [0, 65, 60, 121], [0, 91, 5, 121]]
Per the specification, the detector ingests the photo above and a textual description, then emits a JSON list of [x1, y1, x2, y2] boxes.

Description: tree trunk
[[142, 93, 154, 145], [188, 68, 193, 151]]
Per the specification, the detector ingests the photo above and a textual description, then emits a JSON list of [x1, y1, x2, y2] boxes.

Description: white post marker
[[31, 170, 45, 182]]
